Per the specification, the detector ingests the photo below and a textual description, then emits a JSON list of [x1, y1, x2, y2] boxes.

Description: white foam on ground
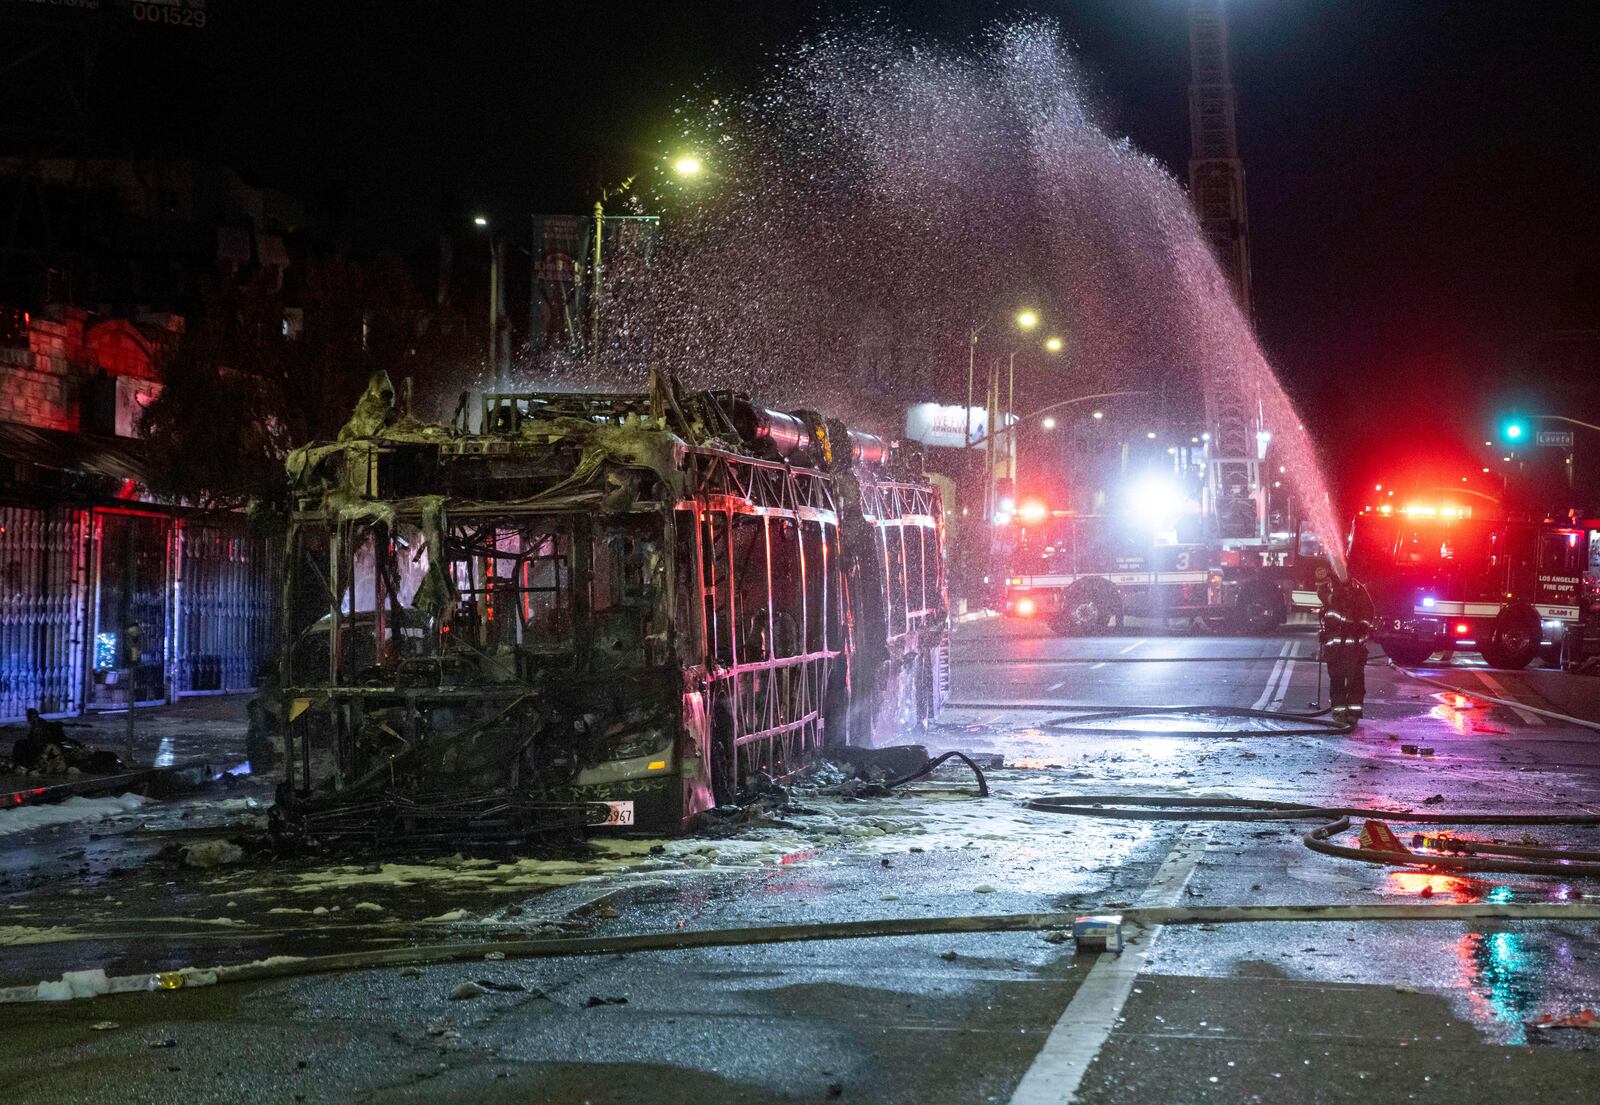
[[225, 772, 1135, 913], [34, 969, 111, 1001], [0, 794, 148, 836], [0, 925, 83, 946]]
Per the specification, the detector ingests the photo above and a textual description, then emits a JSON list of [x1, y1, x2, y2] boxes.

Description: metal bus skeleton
[[271, 380, 948, 844], [1350, 507, 1592, 670]]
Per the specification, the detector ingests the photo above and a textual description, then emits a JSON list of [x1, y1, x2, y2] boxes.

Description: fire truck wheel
[[1380, 639, 1435, 667], [1236, 584, 1286, 634], [1481, 606, 1541, 670], [1053, 580, 1120, 636]]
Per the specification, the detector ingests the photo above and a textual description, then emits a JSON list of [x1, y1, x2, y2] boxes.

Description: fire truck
[[1349, 505, 1595, 669], [1001, 509, 1315, 634]]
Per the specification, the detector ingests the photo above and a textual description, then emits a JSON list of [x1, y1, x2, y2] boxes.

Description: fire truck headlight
[[1125, 476, 1183, 525], [1421, 596, 1436, 608]]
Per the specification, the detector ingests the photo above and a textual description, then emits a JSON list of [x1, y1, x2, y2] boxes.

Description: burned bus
[[271, 380, 948, 844]]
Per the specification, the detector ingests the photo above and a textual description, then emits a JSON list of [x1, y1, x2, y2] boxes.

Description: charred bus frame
[[272, 383, 947, 844]]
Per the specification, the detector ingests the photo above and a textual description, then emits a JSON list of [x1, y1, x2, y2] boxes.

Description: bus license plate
[[601, 801, 635, 827]]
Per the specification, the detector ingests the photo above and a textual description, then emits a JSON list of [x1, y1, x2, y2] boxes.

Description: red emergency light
[[1454, 623, 1470, 635], [1017, 500, 1049, 526], [1015, 596, 1038, 618]]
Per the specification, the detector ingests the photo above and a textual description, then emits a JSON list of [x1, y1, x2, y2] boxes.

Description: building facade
[[0, 305, 277, 721]]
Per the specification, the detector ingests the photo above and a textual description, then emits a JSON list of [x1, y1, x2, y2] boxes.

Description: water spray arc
[[645, 20, 1346, 570]]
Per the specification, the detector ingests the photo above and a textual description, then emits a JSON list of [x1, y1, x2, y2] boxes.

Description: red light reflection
[[1386, 870, 1482, 900]]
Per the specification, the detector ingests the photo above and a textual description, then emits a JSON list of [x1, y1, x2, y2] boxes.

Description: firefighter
[[1315, 565, 1376, 724]]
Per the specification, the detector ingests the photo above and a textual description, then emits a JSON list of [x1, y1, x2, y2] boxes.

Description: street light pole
[[473, 215, 505, 390], [588, 159, 702, 357], [965, 321, 987, 449], [589, 175, 635, 355], [984, 390, 1155, 449], [489, 236, 505, 390], [1535, 415, 1600, 434], [1007, 348, 1018, 481]]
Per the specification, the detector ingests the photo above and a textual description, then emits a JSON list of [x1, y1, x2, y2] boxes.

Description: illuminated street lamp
[[967, 305, 1045, 448], [1042, 416, 1057, 430], [472, 214, 489, 227], [1092, 410, 1104, 420], [1006, 329, 1067, 480], [591, 153, 709, 352]]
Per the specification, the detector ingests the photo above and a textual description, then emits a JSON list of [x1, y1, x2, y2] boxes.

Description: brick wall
[[0, 310, 169, 432], [0, 345, 76, 430]]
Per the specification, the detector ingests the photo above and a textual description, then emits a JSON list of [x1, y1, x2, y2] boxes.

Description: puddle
[[1041, 710, 1332, 737]]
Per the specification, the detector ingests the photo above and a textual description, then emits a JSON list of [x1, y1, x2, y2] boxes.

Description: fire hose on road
[[1025, 793, 1600, 878], [7, 788, 1597, 1005], [6, 899, 1599, 1006], [1034, 703, 1354, 738]]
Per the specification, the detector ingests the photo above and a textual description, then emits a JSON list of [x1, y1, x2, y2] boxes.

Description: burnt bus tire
[[710, 691, 739, 808], [1381, 639, 1435, 667], [1052, 579, 1120, 636], [1481, 606, 1540, 671]]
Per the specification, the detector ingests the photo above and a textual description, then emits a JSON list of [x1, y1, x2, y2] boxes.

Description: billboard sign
[[906, 403, 1002, 448]]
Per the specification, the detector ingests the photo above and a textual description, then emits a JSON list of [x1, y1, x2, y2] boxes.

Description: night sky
[[67, 1, 1600, 492]]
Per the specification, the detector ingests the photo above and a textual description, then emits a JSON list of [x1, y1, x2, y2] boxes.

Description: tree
[[139, 257, 457, 510]]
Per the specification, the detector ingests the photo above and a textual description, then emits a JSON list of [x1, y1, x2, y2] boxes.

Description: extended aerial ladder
[[1189, 0, 1267, 546]]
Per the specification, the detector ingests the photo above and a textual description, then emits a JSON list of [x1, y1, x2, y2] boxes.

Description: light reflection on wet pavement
[[3, 619, 1599, 1103]]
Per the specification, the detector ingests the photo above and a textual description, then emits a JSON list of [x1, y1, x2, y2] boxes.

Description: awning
[[0, 421, 159, 486]]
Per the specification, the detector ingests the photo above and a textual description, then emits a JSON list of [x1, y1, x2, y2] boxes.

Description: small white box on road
[[1073, 914, 1124, 954]]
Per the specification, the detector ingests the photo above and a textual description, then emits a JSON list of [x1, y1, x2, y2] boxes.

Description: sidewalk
[[0, 693, 251, 783]]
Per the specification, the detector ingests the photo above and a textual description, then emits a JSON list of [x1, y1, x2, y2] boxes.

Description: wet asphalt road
[[3, 616, 1599, 1103]]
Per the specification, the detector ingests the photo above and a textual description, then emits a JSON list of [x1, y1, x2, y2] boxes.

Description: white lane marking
[[1119, 639, 1145, 655], [1089, 663, 1106, 671], [1267, 654, 1298, 712], [1008, 832, 1209, 1105], [1473, 670, 1545, 726], [1049, 681, 1067, 692], [1398, 667, 1600, 731], [1250, 642, 1292, 711]]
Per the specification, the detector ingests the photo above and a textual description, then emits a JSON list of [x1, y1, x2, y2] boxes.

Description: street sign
[[1537, 430, 1574, 448]]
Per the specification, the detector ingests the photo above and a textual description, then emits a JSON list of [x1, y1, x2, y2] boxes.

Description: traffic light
[[1500, 417, 1529, 444]]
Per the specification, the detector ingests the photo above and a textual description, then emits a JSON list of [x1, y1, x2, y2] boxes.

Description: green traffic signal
[[1500, 418, 1528, 443]]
